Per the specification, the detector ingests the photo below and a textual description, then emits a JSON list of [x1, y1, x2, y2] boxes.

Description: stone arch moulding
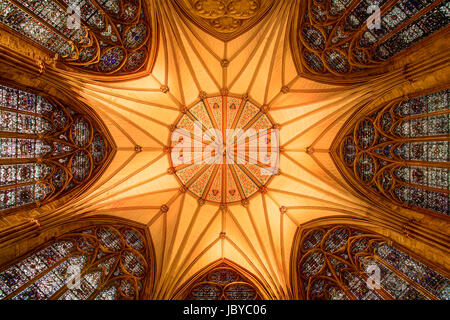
[[0, 215, 156, 300], [331, 85, 449, 218], [0, 77, 116, 217], [171, 258, 273, 300], [290, 0, 450, 84], [290, 219, 450, 300], [0, 0, 159, 82], [171, 0, 277, 41]]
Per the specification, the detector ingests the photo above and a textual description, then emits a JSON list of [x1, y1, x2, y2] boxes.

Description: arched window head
[[0, 224, 151, 300], [294, 224, 449, 300], [0, 0, 157, 78], [172, 0, 276, 41], [291, 0, 450, 83], [0, 82, 113, 214], [177, 262, 263, 300], [332, 88, 449, 216]]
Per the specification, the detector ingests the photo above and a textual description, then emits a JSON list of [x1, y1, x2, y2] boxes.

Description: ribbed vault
[[0, 0, 449, 300]]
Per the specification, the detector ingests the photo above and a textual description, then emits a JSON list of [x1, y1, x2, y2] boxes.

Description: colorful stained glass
[[298, 225, 450, 300], [0, 225, 148, 300], [340, 89, 449, 215], [121, 250, 145, 278], [190, 284, 222, 300], [71, 118, 91, 147], [122, 229, 145, 251], [187, 265, 261, 300], [97, 227, 123, 252], [0, 1, 153, 76], [304, 50, 325, 72], [295, 0, 450, 78], [375, 2, 450, 61], [303, 230, 324, 250], [91, 134, 106, 163], [0, 184, 50, 210], [95, 286, 118, 300], [323, 228, 349, 252], [98, 47, 125, 72], [0, 163, 50, 186], [71, 151, 91, 181], [375, 242, 449, 298], [302, 25, 325, 50], [123, 49, 146, 72], [0, 83, 109, 212], [325, 49, 350, 73], [124, 23, 147, 49]]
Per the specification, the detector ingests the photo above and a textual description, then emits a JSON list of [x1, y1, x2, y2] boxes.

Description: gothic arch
[[0, 78, 115, 216], [331, 86, 449, 217], [290, 221, 450, 300], [172, 259, 271, 300], [0, 0, 158, 81], [0, 216, 155, 300], [290, 0, 450, 84]]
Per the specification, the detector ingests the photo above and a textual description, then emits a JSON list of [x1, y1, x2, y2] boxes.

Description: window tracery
[[296, 225, 449, 300], [0, 0, 156, 76], [336, 88, 449, 216], [184, 264, 261, 300], [0, 82, 112, 213], [292, 0, 450, 81], [0, 224, 149, 300]]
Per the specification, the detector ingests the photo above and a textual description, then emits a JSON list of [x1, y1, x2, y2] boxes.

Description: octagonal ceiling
[[10, 0, 447, 299]]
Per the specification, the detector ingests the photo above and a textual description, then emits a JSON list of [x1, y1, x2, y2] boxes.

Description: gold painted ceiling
[[0, 0, 449, 300]]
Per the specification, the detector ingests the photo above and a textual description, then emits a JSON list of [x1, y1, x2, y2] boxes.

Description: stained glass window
[[185, 264, 261, 300], [294, 0, 450, 79], [0, 224, 149, 300], [0, 83, 110, 213], [296, 225, 449, 300], [0, 0, 154, 76], [338, 88, 449, 215]]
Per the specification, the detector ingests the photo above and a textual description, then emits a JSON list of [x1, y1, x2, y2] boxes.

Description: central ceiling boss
[[169, 94, 280, 205]]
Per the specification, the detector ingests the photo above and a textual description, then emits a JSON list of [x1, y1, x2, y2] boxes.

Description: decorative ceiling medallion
[[170, 94, 279, 205], [173, 0, 275, 40]]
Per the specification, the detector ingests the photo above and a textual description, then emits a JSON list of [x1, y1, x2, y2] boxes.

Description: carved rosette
[[175, 0, 275, 40]]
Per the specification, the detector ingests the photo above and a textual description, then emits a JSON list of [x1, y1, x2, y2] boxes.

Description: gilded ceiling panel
[[173, 0, 276, 40]]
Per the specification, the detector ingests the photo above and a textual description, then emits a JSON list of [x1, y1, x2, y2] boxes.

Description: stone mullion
[[322, 252, 356, 300], [8, 0, 75, 45], [373, 254, 438, 300], [86, 257, 121, 300], [372, 0, 445, 49], [4, 250, 74, 300]]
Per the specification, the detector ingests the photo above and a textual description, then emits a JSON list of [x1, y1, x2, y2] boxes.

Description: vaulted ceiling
[[0, 0, 448, 299]]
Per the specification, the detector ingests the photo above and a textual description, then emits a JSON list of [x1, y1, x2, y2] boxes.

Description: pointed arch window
[[0, 224, 150, 300], [0, 0, 156, 76], [181, 263, 262, 300], [292, 0, 450, 81], [334, 88, 449, 216], [295, 225, 449, 300], [0, 82, 112, 214]]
